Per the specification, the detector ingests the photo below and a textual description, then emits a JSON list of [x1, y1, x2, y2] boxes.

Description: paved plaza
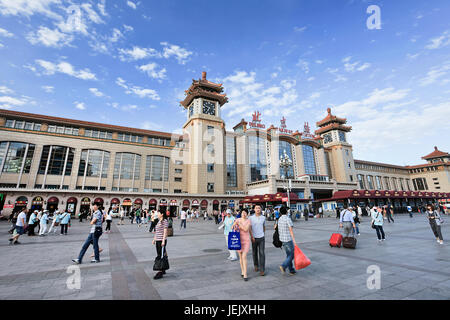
[[0, 214, 449, 300]]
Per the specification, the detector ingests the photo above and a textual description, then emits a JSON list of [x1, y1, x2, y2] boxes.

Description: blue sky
[[0, 0, 449, 166]]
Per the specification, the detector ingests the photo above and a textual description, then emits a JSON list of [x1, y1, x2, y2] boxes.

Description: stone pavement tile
[[406, 287, 449, 300]]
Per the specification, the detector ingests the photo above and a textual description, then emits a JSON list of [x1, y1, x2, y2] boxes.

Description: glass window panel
[[14, 121, 24, 129], [248, 135, 267, 182], [56, 127, 64, 134], [64, 127, 72, 135], [107, 132, 112, 140], [72, 128, 79, 135], [5, 120, 14, 128], [25, 122, 33, 130], [279, 140, 294, 178], [302, 144, 317, 175]]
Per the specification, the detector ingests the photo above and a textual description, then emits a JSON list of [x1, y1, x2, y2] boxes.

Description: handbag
[[294, 244, 311, 270], [435, 211, 445, 226], [228, 231, 241, 250], [153, 246, 170, 271], [94, 226, 103, 237], [272, 224, 283, 248]]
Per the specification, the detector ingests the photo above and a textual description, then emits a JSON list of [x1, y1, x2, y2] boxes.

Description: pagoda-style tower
[[315, 108, 356, 183], [180, 72, 228, 194]]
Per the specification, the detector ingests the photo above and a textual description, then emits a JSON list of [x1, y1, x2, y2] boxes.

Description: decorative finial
[[202, 71, 207, 80], [434, 146, 438, 151], [327, 107, 331, 115]]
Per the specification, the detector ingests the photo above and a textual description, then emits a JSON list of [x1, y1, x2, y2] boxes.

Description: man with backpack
[[339, 204, 356, 238], [275, 206, 297, 276]]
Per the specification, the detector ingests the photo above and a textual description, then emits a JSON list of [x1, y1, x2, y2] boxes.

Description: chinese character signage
[[249, 111, 266, 129]]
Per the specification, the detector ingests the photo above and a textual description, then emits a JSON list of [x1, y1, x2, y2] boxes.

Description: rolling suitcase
[[329, 228, 343, 247], [343, 232, 357, 249]]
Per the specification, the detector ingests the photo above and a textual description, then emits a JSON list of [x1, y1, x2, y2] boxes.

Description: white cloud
[[81, 3, 104, 24], [425, 30, 450, 50], [0, 95, 28, 109], [293, 26, 307, 32], [123, 24, 133, 32], [138, 63, 167, 80], [419, 63, 450, 86], [280, 79, 296, 90], [34, 59, 97, 80], [115, 77, 160, 100], [296, 59, 309, 74], [0, 85, 13, 94], [89, 88, 105, 97], [126, 1, 137, 9], [27, 26, 73, 48], [160, 42, 193, 64], [74, 102, 86, 110], [109, 28, 123, 43], [342, 56, 371, 72], [0, 0, 62, 20], [98, 0, 107, 16], [118, 46, 159, 61], [141, 120, 163, 131], [0, 27, 13, 37], [41, 85, 54, 93]]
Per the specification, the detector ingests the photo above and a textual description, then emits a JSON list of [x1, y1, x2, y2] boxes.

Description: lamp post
[[279, 150, 293, 210]]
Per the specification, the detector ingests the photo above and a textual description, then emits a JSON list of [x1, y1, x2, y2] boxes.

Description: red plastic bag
[[294, 244, 311, 270]]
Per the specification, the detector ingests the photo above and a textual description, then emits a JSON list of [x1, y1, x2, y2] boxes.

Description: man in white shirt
[[180, 209, 187, 229], [39, 210, 49, 236], [9, 208, 28, 245], [249, 205, 266, 276]]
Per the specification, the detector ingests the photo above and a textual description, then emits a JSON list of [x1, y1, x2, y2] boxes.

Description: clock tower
[[180, 71, 228, 194], [315, 108, 356, 183]]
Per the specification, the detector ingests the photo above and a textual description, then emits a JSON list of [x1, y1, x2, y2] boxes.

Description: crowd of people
[[5, 200, 447, 282]]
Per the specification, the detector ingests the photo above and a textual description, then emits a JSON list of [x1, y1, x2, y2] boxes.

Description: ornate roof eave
[[316, 107, 347, 127], [421, 146, 449, 160], [180, 89, 228, 108], [315, 123, 352, 135]]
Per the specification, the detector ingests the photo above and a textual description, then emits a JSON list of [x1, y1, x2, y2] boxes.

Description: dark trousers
[[429, 220, 443, 241], [106, 220, 111, 231], [77, 232, 101, 262], [251, 237, 265, 272], [387, 212, 394, 223], [214, 215, 219, 224], [61, 224, 68, 234], [28, 222, 36, 235], [305, 213, 308, 221], [374, 225, 385, 240], [180, 219, 186, 229]]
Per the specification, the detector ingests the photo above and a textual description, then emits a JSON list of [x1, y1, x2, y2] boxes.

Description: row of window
[[355, 162, 408, 174], [4, 119, 179, 147], [357, 174, 412, 191]]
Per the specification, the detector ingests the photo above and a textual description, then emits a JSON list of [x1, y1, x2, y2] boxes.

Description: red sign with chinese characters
[[249, 111, 266, 129]]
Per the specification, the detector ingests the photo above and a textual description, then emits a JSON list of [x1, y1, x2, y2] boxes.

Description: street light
[[279, 150, 293, 210]]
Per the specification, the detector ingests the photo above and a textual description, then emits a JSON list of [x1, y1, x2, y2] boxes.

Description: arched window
[[78, 149, 110, 178], [145, 155, 169, 181], [0, 142, 35, 173], [114, 153, 141, 179], [38, 145, 74, 176]]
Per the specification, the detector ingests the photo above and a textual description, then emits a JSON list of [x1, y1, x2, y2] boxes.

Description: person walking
[[39, 210, 49, 236], [118, 208, 125, 225], [357, 205, 363, 218], [214, 210, 219, 225], [60, 210, 71, 235], [180, 208, 187, 230], [318, 206, 323, 218], [47, 211, 61, 234], [276, 206, 297, 276], [371, 206, 386, 243], [130, 209, 135, 224], [36, 210, 42, 234], [352, 207, 360, 235], [335, 207, 340, 219], [28, 210, 38, 236], [249, 204, 266, 276], [105, 210, 112, 233], [9, 208, 28, 245], [149, 210, 158, 232], [72, 203, 104, 264], [222, 209, 237, 261], [136, 208, 142, 226], [407, 205, 413, 218], [339, 204, 356, 238], [303, 206, 309, 221], [152, 211, 169, 279], [386, 205, 395, 223], [426, 204, 444, 245], [232, 208, 251, 281]]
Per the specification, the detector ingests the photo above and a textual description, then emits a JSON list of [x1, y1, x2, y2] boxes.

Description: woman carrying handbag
[[152, 211, 169, 279], [426, 204, 444, 245], [231, 208, 251, 281]]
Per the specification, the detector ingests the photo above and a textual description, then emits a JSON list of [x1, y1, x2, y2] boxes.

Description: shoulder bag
[[272, 222, 283, 248]]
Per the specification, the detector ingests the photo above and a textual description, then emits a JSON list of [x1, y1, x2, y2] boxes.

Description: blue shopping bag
[[228, 231, 241, 250]]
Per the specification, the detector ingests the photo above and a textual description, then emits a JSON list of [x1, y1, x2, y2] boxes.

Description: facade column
[[16, 143, 29, 188], [139, 154, 146, 192], [106, 151, 116, 191], [69, 148, 82, 190], [27, 144, 43, 189]]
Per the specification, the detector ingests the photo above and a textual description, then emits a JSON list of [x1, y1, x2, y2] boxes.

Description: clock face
[[324, 133, 332, 143], [202, 100, 215, 116]]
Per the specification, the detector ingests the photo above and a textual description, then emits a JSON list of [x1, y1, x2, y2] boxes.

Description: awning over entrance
[[94, 197, 104, 204], [67, 197, 77, 203], [149, 199, 157, 205], [200, 200, 208, 209], [134, 198, 143, 205], [47, 197, 59, 204], [81, 197, 90, 205], [182, 199, 190, 207], [243, 193, 308, 204], [111, 198, 120, 204], [317, 190, 449, 202], [191, 199, 199, 206], [170, 200, 178, 206], [122, 198, 132, 206]]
